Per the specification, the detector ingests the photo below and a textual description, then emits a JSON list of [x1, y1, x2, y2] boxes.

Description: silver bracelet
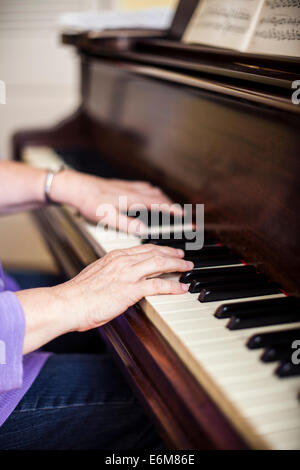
[[44, 165, 65, 204]]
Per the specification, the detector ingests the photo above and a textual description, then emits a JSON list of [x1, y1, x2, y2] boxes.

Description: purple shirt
[[0, 262, 50, 426]]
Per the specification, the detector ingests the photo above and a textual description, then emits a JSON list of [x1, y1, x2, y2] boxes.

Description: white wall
[[0, 0, 115, 270], [0, 0, 115, 159]]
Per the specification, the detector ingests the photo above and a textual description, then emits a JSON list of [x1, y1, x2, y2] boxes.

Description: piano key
[[215, 296, 300, 319], [275, 361, 300, 378], [247, 328, 300, 349], [184, 245, 230, 256], [150, 288, 283, 308], [189, 272, 266, 293], [142, 230, 217, 243], [217, 375, 300, 401], [249, 408, 300, 434], [188, 253, 241, 268], [141, 232, 216, 245], [228, 309, 300, 330], [160, 311, 300, 345], [198, 282, 281, 302], [234, 390, 299, 416], [144, 240, 219, 250], [262, 428, 300, 450], [130, 209, 185, 227], [180, 264, 257, 283], [261, 344, 291, 363]]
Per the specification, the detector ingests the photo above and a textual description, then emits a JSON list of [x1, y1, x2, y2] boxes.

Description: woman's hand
[[17, 244, 193, 354], [50, 170, 181, 234], [59, 244, 192, 331]]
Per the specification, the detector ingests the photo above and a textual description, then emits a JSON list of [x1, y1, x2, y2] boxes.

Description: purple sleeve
[[0, 291, 25, 392]]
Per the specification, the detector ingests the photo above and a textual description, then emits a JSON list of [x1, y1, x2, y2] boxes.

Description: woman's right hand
[[17, 244, 193, 354], [57, 243, 193, 332]]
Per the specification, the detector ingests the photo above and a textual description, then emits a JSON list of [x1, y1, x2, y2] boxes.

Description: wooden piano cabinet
[[31, 205, 248, 450]]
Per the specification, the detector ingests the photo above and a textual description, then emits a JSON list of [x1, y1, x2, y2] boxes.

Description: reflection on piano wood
[[14, 6, 300, 448]]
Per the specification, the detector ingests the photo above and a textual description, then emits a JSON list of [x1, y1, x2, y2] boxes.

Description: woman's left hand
[[50, 169, 181, 234]]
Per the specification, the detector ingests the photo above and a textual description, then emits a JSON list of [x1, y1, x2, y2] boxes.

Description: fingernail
[[177, 249, 184, 256], [181, 283, 189, 291], [186, 261, 194, 269]]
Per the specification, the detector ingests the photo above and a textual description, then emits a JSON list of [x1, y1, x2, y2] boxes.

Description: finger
[[107, 253, 186, 274], [127, 198, 184, 216], [130, 184, 167, 196], [107, 180, 156, 195], [127, 195, 173, 207], [97, 207, 147, 235], [116, 212, 147, 235], [131, 256, 193, 280], [105, 246, 185, 269], [112, 243, 185, 258], [138, 278, 189, 297], [112, 180, 156, 191], [125, 181, 154, 191]]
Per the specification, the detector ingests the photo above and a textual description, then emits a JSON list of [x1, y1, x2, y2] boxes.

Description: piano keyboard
[[24, 146, 300, 450], [83, 223, 300, 450]]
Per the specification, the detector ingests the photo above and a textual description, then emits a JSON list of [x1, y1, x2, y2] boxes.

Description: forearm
[[15, 286, 75, 355], [0, 161, 46, 214], [0, 161, 81, 215]]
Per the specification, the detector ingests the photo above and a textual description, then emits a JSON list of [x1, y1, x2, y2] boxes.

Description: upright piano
[[13, 0, 300, 450]]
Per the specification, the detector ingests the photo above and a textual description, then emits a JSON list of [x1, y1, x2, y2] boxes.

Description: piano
[[12, 0, 300, 450]]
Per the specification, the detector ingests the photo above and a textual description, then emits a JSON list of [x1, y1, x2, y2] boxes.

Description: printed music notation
[[248, 0, 300, 54], [265, 0, 300, 9], [183, 0, 300, 57], [255, 28, 300, 40], [260, 15, 300, 27], [183, 0, 261, 50]]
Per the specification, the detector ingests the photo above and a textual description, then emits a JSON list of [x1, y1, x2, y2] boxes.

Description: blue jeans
[[0, 354, 162, 450], [0, 271, 163, 450]]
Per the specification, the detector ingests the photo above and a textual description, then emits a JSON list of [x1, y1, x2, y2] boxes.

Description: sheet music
[[247, 0, 300, 56], [183, 0, 263, 50]]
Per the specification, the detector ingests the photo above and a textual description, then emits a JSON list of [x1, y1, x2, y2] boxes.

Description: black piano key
[[198, 282, 280, 303], [179, 265, 256, 283], [275, 361, 300, 378], [189, 272, 265, 294], [131, 210, 185, 228], [215, 296, 300, 319], [227, 309, 300, 330], [189, 254, 241, 269], [184, 246, 230, 258], [142, 234, 198, 245], [261, 344, 291, 363], [247, 328, 300, 349], [142, 230, 218, 244]]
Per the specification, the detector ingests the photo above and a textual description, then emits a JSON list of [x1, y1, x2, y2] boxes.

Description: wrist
[[49, 169, 106, 212], [16, 285, 75, 354], [26, 165, 47, 205], [48, 169, 80, 207]]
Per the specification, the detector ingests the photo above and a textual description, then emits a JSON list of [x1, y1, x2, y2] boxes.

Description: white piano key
[[251, 408, 300, 434], [262, 427, 300, 450], [236, 393, 299, 416], [221, 377, 300, 400]]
